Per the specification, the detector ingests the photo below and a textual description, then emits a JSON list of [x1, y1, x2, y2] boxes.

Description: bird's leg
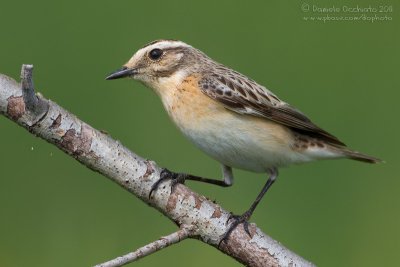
[[149, 165, 234, 198], [219, 167, 278, 245], [186, 165, 234, 187]]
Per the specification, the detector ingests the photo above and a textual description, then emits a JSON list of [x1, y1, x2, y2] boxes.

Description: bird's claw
[[219, 211, 253, 246], [148, 168, 186, 198]]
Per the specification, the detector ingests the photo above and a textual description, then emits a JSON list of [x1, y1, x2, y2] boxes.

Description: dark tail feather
[[343, 149, 382, 164]]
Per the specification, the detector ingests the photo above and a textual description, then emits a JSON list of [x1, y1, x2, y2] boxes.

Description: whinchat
[[106, 39, 380, 242]]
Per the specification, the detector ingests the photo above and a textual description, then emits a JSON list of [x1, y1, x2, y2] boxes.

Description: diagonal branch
[[0, 65, 315, 267], [95, 225, 194, 267]]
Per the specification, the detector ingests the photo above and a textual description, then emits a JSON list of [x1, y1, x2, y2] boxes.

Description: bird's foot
[[149, 168, 187, 198], [219, 210, 253, 246]]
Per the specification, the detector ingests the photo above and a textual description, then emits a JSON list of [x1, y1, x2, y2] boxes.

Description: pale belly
[[176, 110, 304, 172], [157, 82, 309, 172]]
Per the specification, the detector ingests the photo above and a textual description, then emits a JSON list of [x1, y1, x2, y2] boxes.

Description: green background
[[0, 1, 398, 266]]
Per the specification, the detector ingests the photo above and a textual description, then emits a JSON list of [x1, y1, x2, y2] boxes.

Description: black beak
[[105, 66, 138, 80]]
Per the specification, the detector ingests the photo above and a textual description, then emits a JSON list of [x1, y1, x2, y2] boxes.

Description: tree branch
[[0, 65, 315, 267], [95, 225, 194, 267]]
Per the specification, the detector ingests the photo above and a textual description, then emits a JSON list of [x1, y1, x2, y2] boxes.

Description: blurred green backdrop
[[0, 1, 398, 266]]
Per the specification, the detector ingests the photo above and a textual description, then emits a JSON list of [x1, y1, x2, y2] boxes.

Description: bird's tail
[[341, 149, 382, 164]]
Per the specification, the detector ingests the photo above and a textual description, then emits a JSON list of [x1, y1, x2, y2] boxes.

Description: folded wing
[[198, 71, 345, 146]]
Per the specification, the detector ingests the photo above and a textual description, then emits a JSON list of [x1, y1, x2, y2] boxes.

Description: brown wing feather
[[198, 73, 345, 146]]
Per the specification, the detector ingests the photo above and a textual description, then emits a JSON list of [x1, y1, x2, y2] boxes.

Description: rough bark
[[0, 65, 315, 267]]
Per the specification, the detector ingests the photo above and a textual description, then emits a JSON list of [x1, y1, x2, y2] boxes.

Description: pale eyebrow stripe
[[141, 39, 180, 49]]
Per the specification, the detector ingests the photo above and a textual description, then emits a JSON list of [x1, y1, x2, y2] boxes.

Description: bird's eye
[[149, 48, 163, 60]]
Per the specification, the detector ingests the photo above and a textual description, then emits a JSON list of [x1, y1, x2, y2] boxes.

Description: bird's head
[[106, 40, 205, 86]]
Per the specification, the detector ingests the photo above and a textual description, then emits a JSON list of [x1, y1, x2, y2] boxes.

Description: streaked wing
[[198, 71, 345, 146]]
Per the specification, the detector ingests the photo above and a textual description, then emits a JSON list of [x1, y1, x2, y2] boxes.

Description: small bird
[[106, 39, 380, 242]]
